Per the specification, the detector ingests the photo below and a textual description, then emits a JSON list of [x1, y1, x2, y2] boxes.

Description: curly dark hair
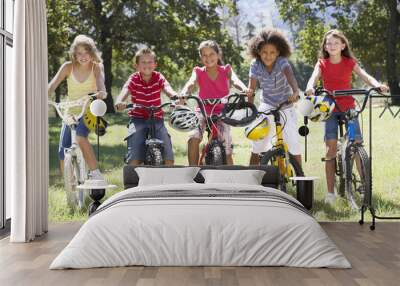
[[248, 28, 291, 59]]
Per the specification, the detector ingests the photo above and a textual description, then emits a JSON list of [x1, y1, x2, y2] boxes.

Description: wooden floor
[[0, 222, 399, 286]]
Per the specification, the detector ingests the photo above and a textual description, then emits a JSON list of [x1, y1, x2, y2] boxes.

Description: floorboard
[[0, 222, 399, 286]]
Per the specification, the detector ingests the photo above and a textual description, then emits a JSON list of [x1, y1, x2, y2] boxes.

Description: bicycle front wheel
[[260, 148, 304, 192], [64, 153, 80, 210], [145, 145, 164, 166], [205, 139, 226, 166], [345, 144, 371, 210]]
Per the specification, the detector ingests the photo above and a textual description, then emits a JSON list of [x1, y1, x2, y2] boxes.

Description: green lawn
[[48, 107, 400, 222]]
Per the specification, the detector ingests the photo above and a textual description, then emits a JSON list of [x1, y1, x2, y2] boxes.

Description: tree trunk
[[386, 0, 400, 105], [102, 44, 115, 113], [92, 0, 115, 113]]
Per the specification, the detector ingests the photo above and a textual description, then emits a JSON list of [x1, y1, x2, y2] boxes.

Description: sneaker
[[324, 192, 336, 205], [88, 169, 104, 180]]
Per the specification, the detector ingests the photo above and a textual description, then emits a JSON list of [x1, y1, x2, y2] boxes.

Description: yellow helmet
[[244, 116, 270, 141], [83, 98, 108, 136]]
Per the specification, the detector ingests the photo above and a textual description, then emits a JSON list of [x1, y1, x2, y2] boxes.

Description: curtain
[[8, 0, 48, 242]]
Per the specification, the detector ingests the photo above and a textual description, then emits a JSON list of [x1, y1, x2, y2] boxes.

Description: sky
[[238, 0, 290, 32], [232, 0, 293, 44]]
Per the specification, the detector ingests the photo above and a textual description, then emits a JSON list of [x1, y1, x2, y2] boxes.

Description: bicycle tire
[[145, 145, 164, 166], [205, 139, 226, 166], [76, 148, 87, 209], [260, 148, 304, 192], [345, 144, 371, 210], [335, 157, 346, 197], [63, 153, 80, 210]]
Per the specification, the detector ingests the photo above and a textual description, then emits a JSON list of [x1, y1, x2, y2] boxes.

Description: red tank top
[[195, 65, 231, 115], [319, 57, 356, 111]]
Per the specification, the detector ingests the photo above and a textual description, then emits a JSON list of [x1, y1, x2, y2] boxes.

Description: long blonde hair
[[69, 34, 102, 64]]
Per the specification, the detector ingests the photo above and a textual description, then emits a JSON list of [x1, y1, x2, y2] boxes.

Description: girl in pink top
[[181, 40, 250, 165]]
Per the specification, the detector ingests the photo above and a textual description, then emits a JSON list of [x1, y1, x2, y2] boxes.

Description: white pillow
[[136, 167, 200, 186], [200, 169, 265, 185]]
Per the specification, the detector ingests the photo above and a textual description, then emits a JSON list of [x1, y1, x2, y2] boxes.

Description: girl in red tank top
[[305, 29, 388, 204]]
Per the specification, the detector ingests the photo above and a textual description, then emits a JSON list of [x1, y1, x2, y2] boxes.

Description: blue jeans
[[126, 118, 174, 162], [324, 112, 362, 141], [58, 117, 89, 160]]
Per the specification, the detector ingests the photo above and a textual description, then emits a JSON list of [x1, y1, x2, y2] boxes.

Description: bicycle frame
[[315, 87, 381, 209], [199, 115, 226, 165], [48, 96, 94, 209], [182, 93, 257, 165], [259, 102, 292, 177], [125, 101, 174, 165]]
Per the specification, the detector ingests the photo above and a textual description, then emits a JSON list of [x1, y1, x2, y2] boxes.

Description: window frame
[[0, 0, 14, 233]]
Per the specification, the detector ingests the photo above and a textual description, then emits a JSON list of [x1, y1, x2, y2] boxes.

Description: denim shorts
[[58, 117, 89, 160], [324, 112, 362, 141], [126, 118, 174, 162]]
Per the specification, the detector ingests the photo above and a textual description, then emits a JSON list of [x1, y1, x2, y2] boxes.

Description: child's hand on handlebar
[[288, 90, 300, 103], [305, 88, 315, 96], [376, 84, 389, 93], [115, 102, 127, 112], [173, 93, 187, 105], [245, 88, 255, 98]]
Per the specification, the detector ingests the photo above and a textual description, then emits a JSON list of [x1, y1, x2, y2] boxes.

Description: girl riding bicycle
[[115, 47, 178, 166], [246, 28, 302, 167], [305, 29, 389, 204], [48, 34, 107, 180], [181, 40, 251, 166]]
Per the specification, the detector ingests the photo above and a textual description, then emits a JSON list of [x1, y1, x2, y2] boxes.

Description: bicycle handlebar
[[258, 96, 299, 117], [182, 93, 257, 127], [48, 93, 97, 125], [125, 101, 174, 111], [315, 87, 382, 115]]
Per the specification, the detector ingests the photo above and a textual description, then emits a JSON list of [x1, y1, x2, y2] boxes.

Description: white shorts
[[252, 103, 301, 155], [189, 113, 233, 155]]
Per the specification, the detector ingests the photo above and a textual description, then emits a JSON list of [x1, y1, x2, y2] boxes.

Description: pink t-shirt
[[195, 64, 231, 115]]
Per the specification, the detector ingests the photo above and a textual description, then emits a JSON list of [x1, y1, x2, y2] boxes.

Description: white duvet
[[50, 183, 351, 269]]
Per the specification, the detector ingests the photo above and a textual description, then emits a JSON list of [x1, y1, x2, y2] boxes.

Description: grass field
[[48, 106, 400, 222]]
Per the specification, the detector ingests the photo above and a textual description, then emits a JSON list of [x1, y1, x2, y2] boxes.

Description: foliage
[[275, 0, 400, 103], [47, 0, 242, 108], [46, 0, 73, 101]]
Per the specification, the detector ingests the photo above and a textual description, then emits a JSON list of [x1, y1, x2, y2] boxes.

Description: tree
[[276, 0, 400, 104], [46, 0, 72, 103], [244, 22, 256, 41], [48, 0, 241, 112]]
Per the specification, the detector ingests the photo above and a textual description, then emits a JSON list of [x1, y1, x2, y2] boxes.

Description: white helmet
[[297, 98, 315, 117], [169, 105, 199, 131], [306, 95, 335, 122]]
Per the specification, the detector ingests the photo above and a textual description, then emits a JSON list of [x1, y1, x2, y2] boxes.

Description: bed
[[50, 165, 351, 269]]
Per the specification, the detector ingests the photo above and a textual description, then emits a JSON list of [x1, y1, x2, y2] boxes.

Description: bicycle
[[314, 87, 381, 210], [48, 95, 97, 210], [254, 100, 305, 193], [185, 93, 257, 165], [124, 100, 176, 166]]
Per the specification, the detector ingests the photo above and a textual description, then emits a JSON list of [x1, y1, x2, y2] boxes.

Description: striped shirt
[[127, 71, 165, 119], [249, 57, 292, 106]]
